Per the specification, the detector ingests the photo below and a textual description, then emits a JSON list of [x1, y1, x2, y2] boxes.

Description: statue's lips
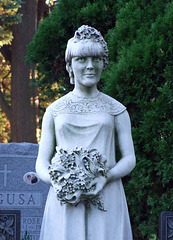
[[84, 74, 95, 77]]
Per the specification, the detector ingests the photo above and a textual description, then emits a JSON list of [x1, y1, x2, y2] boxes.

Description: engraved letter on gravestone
[[0, 143, 49, 240]]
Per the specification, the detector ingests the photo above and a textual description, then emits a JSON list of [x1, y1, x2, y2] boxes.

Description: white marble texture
[[36, 25, 136, 240]]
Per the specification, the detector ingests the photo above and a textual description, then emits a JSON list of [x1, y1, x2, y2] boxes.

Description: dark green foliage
[[21, 231, 32, 240], [26, 0, 117, 102], [103, 1, 173, 239]]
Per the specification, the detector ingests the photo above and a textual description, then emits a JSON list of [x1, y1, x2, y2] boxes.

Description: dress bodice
[[47, 92, 126, 168]]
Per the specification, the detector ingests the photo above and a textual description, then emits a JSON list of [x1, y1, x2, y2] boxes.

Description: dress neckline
[[70, 91, 101, 100]]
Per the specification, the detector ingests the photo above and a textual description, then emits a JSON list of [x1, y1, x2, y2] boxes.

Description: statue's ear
[[66, 62, 74, 84], [66, 62, 69, 72], [66, 62, 72, 72]]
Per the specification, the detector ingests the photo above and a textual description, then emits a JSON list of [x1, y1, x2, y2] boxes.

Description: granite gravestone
[[0, 143, 49, 240]]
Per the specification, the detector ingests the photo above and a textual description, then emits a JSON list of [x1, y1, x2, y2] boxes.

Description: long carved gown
[[39, 91, 133, 240]]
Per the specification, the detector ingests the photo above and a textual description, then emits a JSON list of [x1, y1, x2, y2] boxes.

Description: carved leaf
[[0, 234, 6, 240], [88, 159, 96, 174], [74, 153, 82, 167], [0, 222, 5, 230], [5, 227, 14, 236], [5, 217, 14, 228]]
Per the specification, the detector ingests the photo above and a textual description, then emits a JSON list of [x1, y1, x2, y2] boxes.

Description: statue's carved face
[[70, 41, 104, 88]]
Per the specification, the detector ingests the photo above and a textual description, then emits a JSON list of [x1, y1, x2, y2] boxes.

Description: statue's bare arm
[[35, 111, 56, 185], [107, 110, 136, 181]]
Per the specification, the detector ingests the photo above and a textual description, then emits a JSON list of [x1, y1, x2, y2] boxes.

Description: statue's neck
[[72, 86, 99, 99]]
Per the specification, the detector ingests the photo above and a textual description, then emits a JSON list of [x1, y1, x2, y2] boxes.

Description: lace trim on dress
[[47, 93, 126, 117]]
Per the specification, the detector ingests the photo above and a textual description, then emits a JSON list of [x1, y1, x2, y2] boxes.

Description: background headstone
[[0, 143, 49, 240], [159, 211, 173, 240]]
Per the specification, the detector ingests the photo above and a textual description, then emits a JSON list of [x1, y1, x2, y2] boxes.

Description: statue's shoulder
[[46, 93, 71, 117], [46, 92, 126, 116], [98, 92, 126, 115]]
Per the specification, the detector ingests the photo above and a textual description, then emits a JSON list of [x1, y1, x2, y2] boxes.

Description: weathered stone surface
[[0, 210, 20, 240], [0, 143, 49, 240], [159, 211, 173, 240]]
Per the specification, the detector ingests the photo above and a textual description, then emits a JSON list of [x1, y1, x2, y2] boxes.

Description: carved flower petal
[[63, 173, 71, 179], [5, 217, 14, 228]]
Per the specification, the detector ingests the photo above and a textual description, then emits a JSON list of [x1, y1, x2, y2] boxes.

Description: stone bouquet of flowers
[[48, 147, 108, 211]]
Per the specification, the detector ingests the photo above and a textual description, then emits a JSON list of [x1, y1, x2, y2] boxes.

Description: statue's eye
[[77, 57, 86, 62], [93, 57, 102, 61]]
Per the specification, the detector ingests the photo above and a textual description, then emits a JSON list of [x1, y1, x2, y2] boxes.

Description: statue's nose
[[86, 58, 94, 69]]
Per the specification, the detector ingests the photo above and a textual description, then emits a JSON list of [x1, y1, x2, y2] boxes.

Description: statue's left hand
[[82, 176, 107, 199]]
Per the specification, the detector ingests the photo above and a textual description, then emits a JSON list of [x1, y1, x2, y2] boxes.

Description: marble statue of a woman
[[36, 25, 136, 240]]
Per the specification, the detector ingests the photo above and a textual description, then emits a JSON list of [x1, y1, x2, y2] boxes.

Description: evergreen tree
[[26, 0, 117, 104], [103, 1, 173, 239]]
